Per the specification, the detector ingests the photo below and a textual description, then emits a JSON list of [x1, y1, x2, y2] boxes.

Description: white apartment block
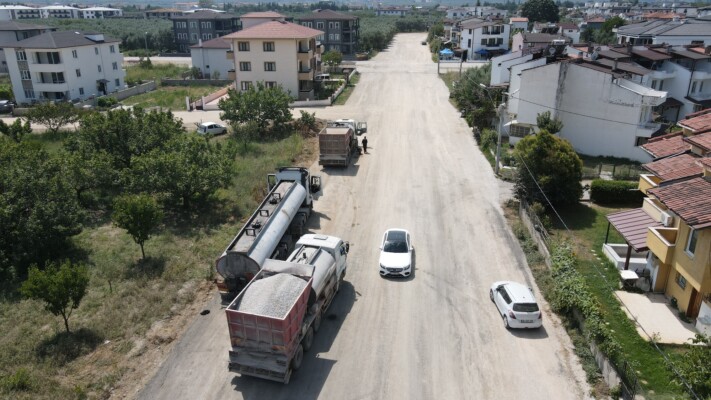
[[224, 21, 323, 101], [5, 31, 125, 104], [0, 5, 121, 21], [459, 18, 510, 60]]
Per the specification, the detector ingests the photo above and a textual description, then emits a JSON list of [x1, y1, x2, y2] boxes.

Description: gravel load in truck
[[236, 273, 308, 318]]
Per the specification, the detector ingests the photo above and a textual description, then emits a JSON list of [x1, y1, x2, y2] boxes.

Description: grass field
[[125, 63, 190, 84], [122, 86, 219, 111], [0, 132, 312, 399]]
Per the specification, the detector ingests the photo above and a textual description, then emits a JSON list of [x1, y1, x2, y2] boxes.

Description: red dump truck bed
[[318, 126, 356, 167], [226, 263, 314, 383]]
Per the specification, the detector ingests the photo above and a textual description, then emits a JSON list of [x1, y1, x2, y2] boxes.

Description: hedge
[[590, 179, 645, 205]]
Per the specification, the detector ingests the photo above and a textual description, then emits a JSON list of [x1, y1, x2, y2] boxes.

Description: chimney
[[198, 39, 202, 46]]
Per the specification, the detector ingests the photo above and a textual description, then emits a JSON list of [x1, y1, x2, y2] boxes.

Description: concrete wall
[[507, 57, 546, 116], [191, 47, 233, 80], [161, 78, 232, 86], [490, 52, 533, 85]]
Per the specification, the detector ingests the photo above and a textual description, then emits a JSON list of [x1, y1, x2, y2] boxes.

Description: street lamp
[[144, 32, 148, 55], [479, 83, 505, 176]]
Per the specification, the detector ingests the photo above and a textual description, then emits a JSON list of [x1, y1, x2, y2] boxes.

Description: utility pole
[[495, 102, 506, 176], [144, 32, 148, 54]]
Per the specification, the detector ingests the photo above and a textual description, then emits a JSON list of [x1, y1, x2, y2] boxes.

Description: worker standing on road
[[362, 136, 368, 154]]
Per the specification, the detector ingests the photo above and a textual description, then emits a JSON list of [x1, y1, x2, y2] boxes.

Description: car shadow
[[507, 325, 549, 339], [231, 281, 357, 399], [381, 249, 416, 283]]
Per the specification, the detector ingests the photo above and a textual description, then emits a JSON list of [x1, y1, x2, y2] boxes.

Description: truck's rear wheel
[[302, 327, 314, 352], [313, 311, 322, 333], [291, 344, 304, 370]]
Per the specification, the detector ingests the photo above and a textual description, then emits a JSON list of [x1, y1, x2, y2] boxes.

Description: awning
[[439, 48, 454, 55], [657, 96, 684, 109], [685, 96, 711, 108], [606, 208, 662, 252]]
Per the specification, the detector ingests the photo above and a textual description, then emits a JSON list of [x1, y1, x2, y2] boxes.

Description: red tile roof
[[648, 177, 711, 229], [700, 158, 711, 169], [606, 208, 661, 251], [643, 153, 704, 182], [190, 36, 230, 49], [685, 131, 711, 152], [510, 17, 528, 22], [641, 132, 688, 159], [223, 20, 323, 39], [240, 11, 285, 18], [679, 109, 711, 133]]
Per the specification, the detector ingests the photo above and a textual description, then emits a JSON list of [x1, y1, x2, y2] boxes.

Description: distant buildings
[[296, 9, 360, 56], [0, 5, 122, 21], [172, 11, 240, 53]]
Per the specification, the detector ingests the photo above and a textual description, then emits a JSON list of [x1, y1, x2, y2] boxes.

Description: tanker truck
[[215, 167, 322, 302], [225, 234, 349, 383]]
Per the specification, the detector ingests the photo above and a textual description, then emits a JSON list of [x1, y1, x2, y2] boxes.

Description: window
[[190, 21, 197, 28], [16, 51, 26, 61], [334, 33, 340, 40], [47, 52, 60, 64], [239, 62, 251, 71], [238, 41, 249, 51], [202, 33, 209, 40], [112, 62, 118, 70], [329, 22, 334, 29], [115, 78, 120, 87], [94, 47, 99, 55], [191, 33, 198, 41], [316, 22, 324, 29], [79, 87, 84, 95], [686, 228, 699, 257], [24, 89, 34, 99], [676, 272, 687, 290], [20, 70, 30, 80], [635, 136, 649, 147], [509, 125, 531, 138], [50, 72, 64, 83], [240, 81, 252, 91], [481, 38, 487, 45], [701, 81, 705, 93], [98, 65, 102, 72], [335, 22, 340, 29], [329, 34, 334, 40], [110, 45, 115, 53], [76, 68, 81, 77], [72, 49, 78, 58], [691, 81, 697, 93], [264, 62, 276, 71], [265, 81, 276, 88], [497, 38, 503, 45], [263, 41, 275, 52]]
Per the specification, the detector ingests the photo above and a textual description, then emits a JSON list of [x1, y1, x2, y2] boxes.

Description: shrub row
[[590, 179, 645, 205]]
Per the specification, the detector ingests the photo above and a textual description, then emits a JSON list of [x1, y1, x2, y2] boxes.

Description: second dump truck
[[226, 234, 349, 383], [318, 119, 367, 167]]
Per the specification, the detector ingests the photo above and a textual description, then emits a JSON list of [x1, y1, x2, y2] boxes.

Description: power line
[[514, 153, 701, 400]]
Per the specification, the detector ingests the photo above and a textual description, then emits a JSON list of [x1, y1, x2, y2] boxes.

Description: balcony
[[639, 174, 661, 194], [693, 70, 711, 80], [297, 51, 312, 64], [637, 121, 661, 136], [298, 69, 313, 80], [641, 197, 665, 220], [647, 226, 678, 265], [33, 82, 69, 92], [649, 69, 675, 80], [226, 50, 233, 60], [227, 69, 235, 80]]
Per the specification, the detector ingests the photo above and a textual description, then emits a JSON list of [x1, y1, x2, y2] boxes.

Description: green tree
[[112, 194, 163, 260], [520, 0, 561, 22], [669, 334, 711, 397], [127, 135, 233, 210], [0, 140, 82, 278], [452, 64, 502, 130], [219, 83, 293, 134], [230, 120, 259, 151], [20, 260, 89, 333], [321, 50, 343, 73], [536, 111, 564, 134], [595, 16, 625, 44], [25, 102, 81, 136], [514, 129, 583, 207], [0, 118, 32, 142]]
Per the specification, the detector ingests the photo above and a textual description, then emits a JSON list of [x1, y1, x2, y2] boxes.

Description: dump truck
[[226, 234, 349, 383], [215, 167, 322, 302], [318, 119, 368, 167]]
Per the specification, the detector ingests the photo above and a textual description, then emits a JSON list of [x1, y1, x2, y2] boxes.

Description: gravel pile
[[237, 273, 307, 318]]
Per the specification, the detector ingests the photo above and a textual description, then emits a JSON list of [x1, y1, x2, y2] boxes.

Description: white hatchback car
[[197, 121, 227, 135], [378, 229, 412, 278], [489, 281, 543, 329]]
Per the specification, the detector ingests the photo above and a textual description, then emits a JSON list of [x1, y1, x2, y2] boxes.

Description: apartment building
[[296, 9, 359, 56], [172, 11, 240, 53], [224, 20, 323, 100], [145, 8, 183, 19], [459, 18, 510, 60], [190, 37, 233, 79], [0, 21, 55, 73], [240, 11, 286, 30], [5, 31, 125, 104], [617, 19, 711, 46]]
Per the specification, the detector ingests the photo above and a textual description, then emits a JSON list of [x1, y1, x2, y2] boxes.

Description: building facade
[[459, 18, 510, 60], [172, 11, 240, 53], [190, 37, 233, 79], [5, 31, 125, 104], [296, 9, 359, 56], [240, 11, 286, 30], [0, 21, 55, 73]]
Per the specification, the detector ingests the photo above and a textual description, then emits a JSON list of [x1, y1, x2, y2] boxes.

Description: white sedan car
[[197, 121, 227, 135], [379, 229, 412, 278], [489, 281, 543, 329]]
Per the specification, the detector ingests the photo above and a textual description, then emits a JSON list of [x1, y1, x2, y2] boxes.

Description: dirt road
[[133, 33, 592, 400]]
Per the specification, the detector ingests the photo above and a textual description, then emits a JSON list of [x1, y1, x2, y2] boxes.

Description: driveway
[[132, 33, 591, 400]]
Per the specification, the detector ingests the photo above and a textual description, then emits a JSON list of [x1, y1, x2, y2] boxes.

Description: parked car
[[378, 229, 413, 278], [490, 281, 542, 329], [197, 122, 227, 135], [315, 73, 331, 81], [0, 100, 14, 113]]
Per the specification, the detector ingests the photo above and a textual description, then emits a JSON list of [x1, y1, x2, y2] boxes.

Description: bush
[[1, 368, 33, 392], [97, 97, 118, 108], [480, 128, 497, 150], [589, 180, 644, 205]]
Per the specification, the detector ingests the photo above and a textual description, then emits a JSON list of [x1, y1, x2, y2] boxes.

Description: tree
[[520, 0, 561, 22], [127, 135, 233, 210], [514, 129, 583, 207], [669, 334, 711, 398], [0, 140, 83, 278], [0, 118, 32, 142], [230, 120, 259, 151], [536, 111, 564, 134], [25, 102, 81, 136], [219, 83, 293, 134], [451, 64, 502, 130], [20, 260, 89, 333], [321, 50, 343, 73], [112, 194, 163, 260]]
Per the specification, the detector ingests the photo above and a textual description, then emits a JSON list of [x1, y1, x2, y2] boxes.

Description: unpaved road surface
[[133, 33, 592, 400]]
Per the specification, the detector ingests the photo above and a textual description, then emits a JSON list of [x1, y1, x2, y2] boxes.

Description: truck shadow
[[231, 281, 357, 399], [319, 162, 360, 177], [305, 211, 331, 231]]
